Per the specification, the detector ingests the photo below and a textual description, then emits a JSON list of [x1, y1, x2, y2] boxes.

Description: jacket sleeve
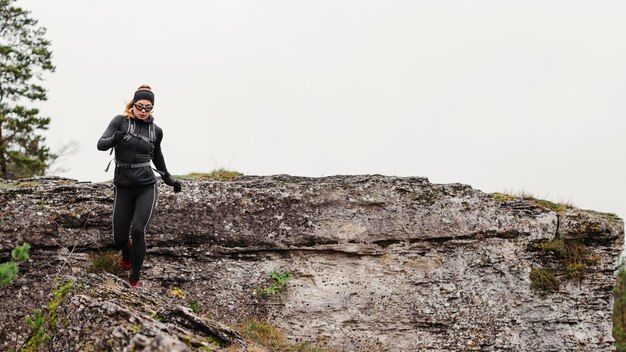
[[97, 116, 123, 151], [152, 127, 169, 175]]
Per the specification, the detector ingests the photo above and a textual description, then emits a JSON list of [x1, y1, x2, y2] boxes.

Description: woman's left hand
[[163, 173, 182, 193]]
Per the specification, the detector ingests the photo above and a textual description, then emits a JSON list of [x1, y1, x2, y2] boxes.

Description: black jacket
[[97, 115, 169, 187]]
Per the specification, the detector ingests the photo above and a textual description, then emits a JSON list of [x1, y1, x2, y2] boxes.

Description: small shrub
[[253, 271, 291, 297], [11, 242, 31, 261], [0, 262, 18, 286], [0, 242, 31, 286], [188, 299, 199, 313], [529, 267, 559, 293], [24, 308, 48, 349]]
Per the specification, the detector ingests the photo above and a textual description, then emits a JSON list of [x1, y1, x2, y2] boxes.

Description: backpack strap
[[104, 118, 158, 173], [123, 118, 135, 141], [149, 122, 155, 144], [104, 117, 134, 172]]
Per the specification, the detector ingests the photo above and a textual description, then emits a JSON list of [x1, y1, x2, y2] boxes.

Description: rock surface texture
[[0, 175, 623, 351]]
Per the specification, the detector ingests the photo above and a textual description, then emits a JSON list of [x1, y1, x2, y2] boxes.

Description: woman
[[97, 85, 182, 288]]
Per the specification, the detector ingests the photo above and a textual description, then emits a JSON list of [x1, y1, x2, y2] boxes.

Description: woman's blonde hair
[[124, 84, 153, 118]]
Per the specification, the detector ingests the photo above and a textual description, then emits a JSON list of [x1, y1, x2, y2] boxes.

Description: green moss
[[529, 267, 559, 293], [0, 181, 41, 188], [17, 181, 40, 188], [206, 335, 226, 347], [48, 279, 74, 328], [527, 198, 570, 212], [491, 192, 516, 202], [491, 191, 574, 213], [177, 168, 243, 181]]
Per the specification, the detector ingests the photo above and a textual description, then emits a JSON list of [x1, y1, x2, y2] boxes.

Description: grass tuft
[[88, 250, 124, 275], [529, 267, 559, 293], [177, 168, 243, 181], [492, 190, 575, 213], [228, 320, 333, 352], [491, 192, 516, 202]]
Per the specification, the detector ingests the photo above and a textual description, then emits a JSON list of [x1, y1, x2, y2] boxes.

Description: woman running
[[97, 85, 182, 288]]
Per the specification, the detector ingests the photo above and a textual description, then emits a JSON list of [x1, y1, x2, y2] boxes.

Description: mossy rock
[[176, 169, 243, 181]]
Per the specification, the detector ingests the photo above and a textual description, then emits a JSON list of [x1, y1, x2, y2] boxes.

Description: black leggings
[[113, 183, 157, 283]]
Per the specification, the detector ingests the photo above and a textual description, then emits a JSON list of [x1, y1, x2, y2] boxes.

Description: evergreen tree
[[0, 0, 55, 179]]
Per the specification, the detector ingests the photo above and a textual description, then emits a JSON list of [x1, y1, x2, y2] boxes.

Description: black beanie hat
[[133, 86, 154, 104]]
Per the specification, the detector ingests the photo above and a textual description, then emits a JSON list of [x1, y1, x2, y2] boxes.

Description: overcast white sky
[[16, 0, 626, 225]]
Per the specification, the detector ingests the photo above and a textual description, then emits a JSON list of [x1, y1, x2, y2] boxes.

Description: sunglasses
[[134, 103, 153, 112]]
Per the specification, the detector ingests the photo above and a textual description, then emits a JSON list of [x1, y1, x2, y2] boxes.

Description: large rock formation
[[0, 175, 623, 351]]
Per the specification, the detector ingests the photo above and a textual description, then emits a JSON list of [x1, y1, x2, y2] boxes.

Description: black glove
[[162, 173, 182, 193], [111, 131, 125, 145]]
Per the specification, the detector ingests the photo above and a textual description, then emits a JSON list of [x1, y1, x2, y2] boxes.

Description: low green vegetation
[[205, 335, 227, 348], [88, 250, 124, 275], [491, 192, 516, 202], [528, 237, 599, 294], [232, 320, 331, 352], [0, 180, 40, 188], [177, 168, 243, 181], [188, 299, 199, 313], [614, 267, 626, 351], [253, 271, 291, 297], [12, 243, 31, 261], [529, 267, 559, 293], [21, 279, 74, 351], [0, 242, 31, 286], [47, 280, 74, 328], [0, 262, 18, 285], [23, 308, 47, 351], [491, 191, 574, 213]]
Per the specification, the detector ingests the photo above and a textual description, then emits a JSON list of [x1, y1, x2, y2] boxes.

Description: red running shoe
[[128, 279, 141, 288], [119, 258, 132, 270], [119, 239, 133, 270]]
